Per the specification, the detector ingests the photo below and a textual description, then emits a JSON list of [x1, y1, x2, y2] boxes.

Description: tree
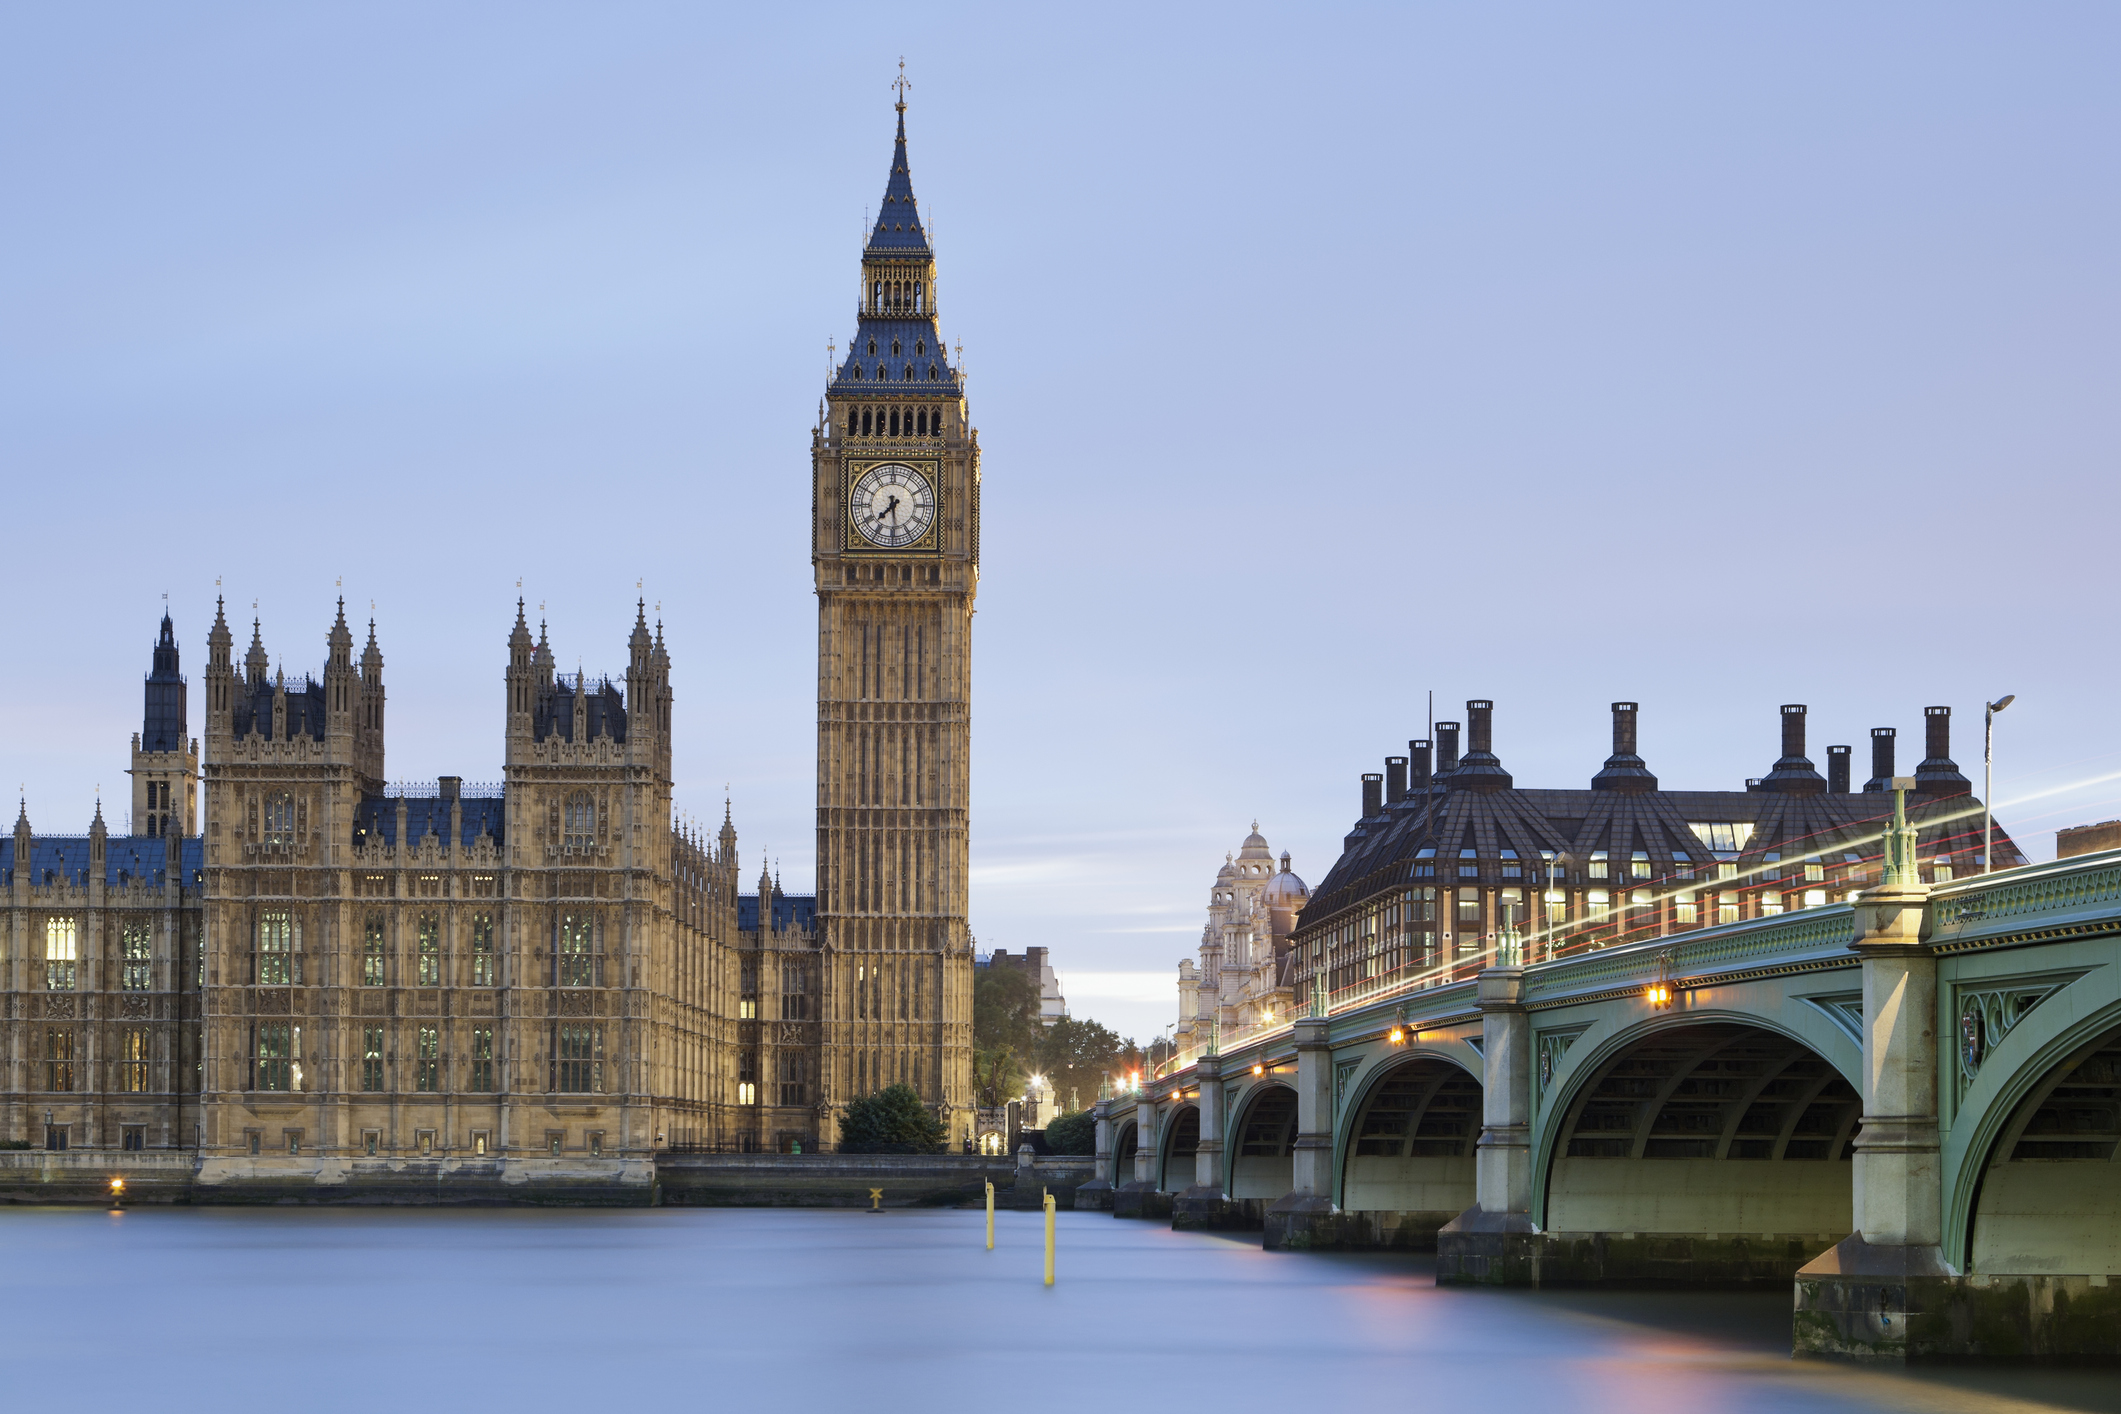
[[1044, 1108, 1095, 1156], [972, 1044, 1024, 1109], [838, 1084, 946, 1154], [973, 963, 1041, 1055], [1034, 1016, 1123, 1109], [1115, 1036, 1176, 1087]]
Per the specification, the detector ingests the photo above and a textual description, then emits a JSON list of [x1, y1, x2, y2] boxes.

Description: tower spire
[[865, 71, 928, 256]]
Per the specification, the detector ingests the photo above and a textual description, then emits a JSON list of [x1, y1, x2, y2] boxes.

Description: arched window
[[867, 338, 877, 356], [889, 407, 900, 436], [871, 282, 880, 311], [915, 408, 927, 436], [362, 915, 386, 986], [847, 410, 858, 437], [256, 909, 294, 986], [861, 408, 873, 436], [264, 792, 295, 847], [563, 792, 595, 851], [891, 338, 901, 356], [556, 912, 598, 987], [914, 339, 925, 356], [44, 917, 77, 991], [928, 364, 938, 381], [914, 284, 923, 311]]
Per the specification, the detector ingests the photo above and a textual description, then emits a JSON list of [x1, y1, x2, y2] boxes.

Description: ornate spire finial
[[893, 56, 910, 114]]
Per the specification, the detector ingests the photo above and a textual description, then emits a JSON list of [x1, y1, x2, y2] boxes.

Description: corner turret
[[131, 609, 200, 836]]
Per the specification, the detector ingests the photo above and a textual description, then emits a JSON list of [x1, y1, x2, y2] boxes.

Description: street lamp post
[[1985, 694, 2016, 875]]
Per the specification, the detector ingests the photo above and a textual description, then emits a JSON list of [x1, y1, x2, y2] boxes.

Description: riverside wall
[[0, 1149, 1098, 1208]]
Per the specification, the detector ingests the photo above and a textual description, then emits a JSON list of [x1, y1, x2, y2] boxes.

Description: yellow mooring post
[[867, 1187, 884, 1214], [1042, 1192, 1056, 1286], [985, 1180, 995, 1249]]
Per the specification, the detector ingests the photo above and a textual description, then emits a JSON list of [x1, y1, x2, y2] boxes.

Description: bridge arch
[[1158, 1104, 1199, 1192], [1224, 1081, 1297, 1201], [1334, 1051, 1481, 1227], [1535, 1015, 1859, 1244], [1948, 971, 2121, 1273], [1111, 1120, 1138, 1186]]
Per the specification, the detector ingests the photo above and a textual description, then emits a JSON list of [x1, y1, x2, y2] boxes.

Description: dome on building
[[1215, 853, 1236, 882], [1263, 850, 1309, 905], [1237, 821, 1272, 859]]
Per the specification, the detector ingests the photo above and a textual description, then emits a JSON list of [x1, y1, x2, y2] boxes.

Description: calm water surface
[[3, 1207, 2116, 1413]]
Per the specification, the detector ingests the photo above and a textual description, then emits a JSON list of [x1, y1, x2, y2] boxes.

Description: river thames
[[3, 1207, 2115, 1412]]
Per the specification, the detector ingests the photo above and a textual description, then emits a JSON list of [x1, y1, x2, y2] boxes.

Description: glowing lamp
[[1388, 1027, 1406, 1045], [1252, 1063, 1264, 1076], [108, 1177, 125, 1195]]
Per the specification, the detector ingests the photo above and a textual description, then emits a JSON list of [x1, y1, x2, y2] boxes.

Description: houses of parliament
[[0, 97, 981, 1189]]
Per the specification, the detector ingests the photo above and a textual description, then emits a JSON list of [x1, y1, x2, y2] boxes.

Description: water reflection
[[0, 1209, 2113, 1413]]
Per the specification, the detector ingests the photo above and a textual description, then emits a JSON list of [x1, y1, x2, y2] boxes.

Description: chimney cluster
[[1349, 698, 1977, 823]]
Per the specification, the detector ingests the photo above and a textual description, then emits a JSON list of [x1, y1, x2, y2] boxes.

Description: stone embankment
[[0, 1148, 1098, 1208]]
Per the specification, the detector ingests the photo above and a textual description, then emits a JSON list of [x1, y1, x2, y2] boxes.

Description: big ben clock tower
[[812, 84, 978, 1145]]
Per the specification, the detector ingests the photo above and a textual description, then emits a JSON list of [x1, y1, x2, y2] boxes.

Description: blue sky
[[4, 4, 2117, 1043]]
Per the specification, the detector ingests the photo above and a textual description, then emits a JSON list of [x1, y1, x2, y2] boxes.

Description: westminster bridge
[[1086, 809, 2121, 1361]]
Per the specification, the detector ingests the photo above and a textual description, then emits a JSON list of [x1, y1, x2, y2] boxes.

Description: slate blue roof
[[0, 835, 203, 890], [830, 107, 962, 399], [142, 613, 188, 752], [352, 795, 506, 850], [533, 675, 628, 745], [865, 106, 930, 255], [232, 674, 326, 742], [739, 892, 816, 934]]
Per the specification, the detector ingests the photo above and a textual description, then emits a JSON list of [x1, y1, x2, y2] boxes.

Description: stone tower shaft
[[811, 93, 979, 1144]]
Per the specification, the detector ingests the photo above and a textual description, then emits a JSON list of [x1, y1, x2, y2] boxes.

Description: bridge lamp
[[1387, 1027, 1406, 1045], [1984, 695, 2016, 876], [1647, 951, 1676, 1009]]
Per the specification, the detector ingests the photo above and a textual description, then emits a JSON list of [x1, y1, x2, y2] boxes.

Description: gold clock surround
[[842, 456, 942, 553]]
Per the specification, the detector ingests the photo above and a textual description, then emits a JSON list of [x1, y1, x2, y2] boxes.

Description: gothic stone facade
[[2, 600, 785, 1183]]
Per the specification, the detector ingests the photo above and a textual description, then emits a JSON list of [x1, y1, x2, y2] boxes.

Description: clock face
[[850, 462, 936, 548]]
